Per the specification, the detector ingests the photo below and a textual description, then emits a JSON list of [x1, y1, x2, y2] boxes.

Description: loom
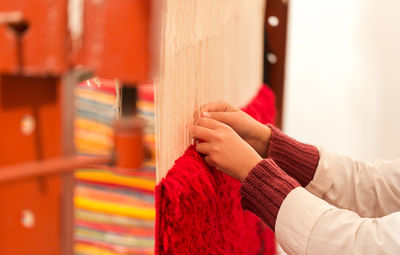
[[0, 0, 288, 254]]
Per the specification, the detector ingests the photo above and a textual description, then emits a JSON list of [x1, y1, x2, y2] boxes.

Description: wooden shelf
[[0, 156, 111, 183]]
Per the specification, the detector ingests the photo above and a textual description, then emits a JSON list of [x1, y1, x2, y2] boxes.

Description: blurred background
[[284, 0, 400, 161], [1, 0, 400, 254], [0, 1, 156, 254]]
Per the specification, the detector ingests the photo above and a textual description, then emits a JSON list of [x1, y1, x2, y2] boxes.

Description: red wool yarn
[[156, 85, 277, 255], [242, 85, 276, 125]]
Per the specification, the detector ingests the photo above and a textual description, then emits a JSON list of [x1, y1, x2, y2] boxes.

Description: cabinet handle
[[21, 209, 35, 229]]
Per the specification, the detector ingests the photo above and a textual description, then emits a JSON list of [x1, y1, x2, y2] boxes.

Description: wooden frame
[[264, 0, 289, 128]]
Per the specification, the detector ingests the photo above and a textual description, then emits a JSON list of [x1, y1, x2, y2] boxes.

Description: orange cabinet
[[0, 176, 62, 254], [0, 1, 152, 254], [0, 0, 68, 75], [0, 75, 63, 255], [73, 0, 151, 84], [0, 75, 61, 165]]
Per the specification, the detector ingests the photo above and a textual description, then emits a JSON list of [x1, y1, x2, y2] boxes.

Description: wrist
[[239, 154, 262, 182], [254, 125, 271, 158], [266, 124, 320, 187], [240, 159, 300, 230]]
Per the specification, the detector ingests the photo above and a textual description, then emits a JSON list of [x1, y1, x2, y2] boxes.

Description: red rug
[[156, 85, 276, 254]]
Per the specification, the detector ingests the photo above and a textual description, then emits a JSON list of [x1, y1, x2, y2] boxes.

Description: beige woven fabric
[[154, 0, 266, 182]]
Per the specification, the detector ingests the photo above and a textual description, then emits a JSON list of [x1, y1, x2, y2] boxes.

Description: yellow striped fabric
[[75, 197, 155, 220]]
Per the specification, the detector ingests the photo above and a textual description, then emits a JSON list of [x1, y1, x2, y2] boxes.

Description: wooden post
[[264, 0, 289, 128]]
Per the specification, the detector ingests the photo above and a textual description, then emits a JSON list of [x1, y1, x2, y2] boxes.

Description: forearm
[[264, 126, 400, 216], [307, 148, 400, 217], [275, 187, 400, 255], [240, 159, 300, 230], [266, 124, 320, 187]]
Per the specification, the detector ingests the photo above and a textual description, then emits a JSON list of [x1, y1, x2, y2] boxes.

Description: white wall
[[283, 0, 400, 161]]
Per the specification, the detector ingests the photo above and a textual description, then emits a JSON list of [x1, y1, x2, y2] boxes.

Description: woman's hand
[[196, 101, 271, 158], [191, 117, 262, 181]]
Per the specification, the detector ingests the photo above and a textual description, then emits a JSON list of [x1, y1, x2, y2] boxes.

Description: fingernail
[[202, 112, 211, 118]]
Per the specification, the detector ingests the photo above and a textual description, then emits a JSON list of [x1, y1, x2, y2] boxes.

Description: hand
[[191, 117, 262, 181], [195, 101, 271, 158]]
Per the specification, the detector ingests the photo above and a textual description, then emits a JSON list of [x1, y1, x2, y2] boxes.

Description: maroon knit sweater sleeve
[[266, 124, 320, 187], [240, 159, 300, 231]]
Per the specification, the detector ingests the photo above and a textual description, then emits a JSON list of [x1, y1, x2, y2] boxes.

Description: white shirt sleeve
[[306, 148, 400, 217], [275, 187, 400, 255]]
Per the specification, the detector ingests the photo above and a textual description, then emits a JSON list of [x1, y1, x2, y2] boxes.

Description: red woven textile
[[242, 85, 276, 125], [156, 85, 276, 255]]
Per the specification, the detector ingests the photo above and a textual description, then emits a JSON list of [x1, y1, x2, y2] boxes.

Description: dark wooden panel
[[264, 0, 289, 128]]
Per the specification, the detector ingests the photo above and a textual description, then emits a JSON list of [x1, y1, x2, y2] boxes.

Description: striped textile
[[74, 79, 155, 255]]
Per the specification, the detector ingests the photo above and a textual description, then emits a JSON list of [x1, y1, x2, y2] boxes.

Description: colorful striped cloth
[[75, 78, 121, 156], [74, 79, 155, 255]]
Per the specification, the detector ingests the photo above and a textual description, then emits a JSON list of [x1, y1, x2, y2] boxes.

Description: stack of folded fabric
[[74, 78, 121, 156], [74, 79, 156, 255]]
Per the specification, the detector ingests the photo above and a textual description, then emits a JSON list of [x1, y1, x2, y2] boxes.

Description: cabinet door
[[0, 75, 61, 165], [0, 0, 68, 75], [0, 75, 63, 254], [73, 0, 151, 84], [0, 176, 62, 255]]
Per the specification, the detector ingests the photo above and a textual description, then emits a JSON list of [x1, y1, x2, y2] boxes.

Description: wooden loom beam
[[264, 0, 289, 128], [0, 156, 110, 184]]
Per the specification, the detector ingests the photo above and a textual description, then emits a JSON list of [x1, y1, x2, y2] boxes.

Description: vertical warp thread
[[155, 0, 266, 182]]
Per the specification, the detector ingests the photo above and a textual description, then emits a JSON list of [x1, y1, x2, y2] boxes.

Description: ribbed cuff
[[267, 125, 320, 187], [240, 159, 300, 231]]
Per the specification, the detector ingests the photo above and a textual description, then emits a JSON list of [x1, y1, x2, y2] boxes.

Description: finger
[[195, 142, 212, 155], [204, 156, 216, 167], [191, 126, 215, 141], [208, 112, 235, 125], [202, 101, 230, 112], [201, 111, 211, 118], [193, 108, 201, 124], [196, 117, 224, 130], [193, 102, 212, 123]]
